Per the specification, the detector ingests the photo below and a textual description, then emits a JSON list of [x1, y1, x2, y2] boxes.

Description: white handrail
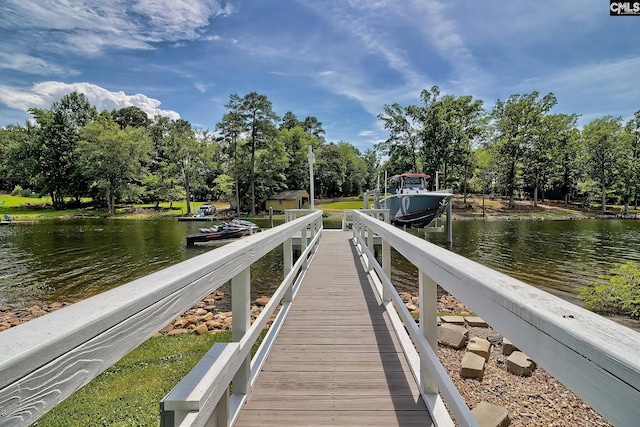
[[351, 210, 640, 427], [0, 211, 323, 427]]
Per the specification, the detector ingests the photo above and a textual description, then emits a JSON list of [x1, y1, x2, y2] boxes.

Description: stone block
[[467, 337, 492, 361], [502, 338, 518, 356], [440, 315, 466, 325], [194, 324, 209, 335], [465, 316, 488, 327], [461, 351, 486, 379], [437, 323, 468, 349], [507, 351, 536, 377], [472, 401, 510, 427]]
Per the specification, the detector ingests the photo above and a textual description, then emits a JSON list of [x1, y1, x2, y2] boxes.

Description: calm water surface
[[1, 218, 639, 317]]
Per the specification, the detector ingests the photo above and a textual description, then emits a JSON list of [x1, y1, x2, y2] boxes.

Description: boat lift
[[362, 186, 453, 243]]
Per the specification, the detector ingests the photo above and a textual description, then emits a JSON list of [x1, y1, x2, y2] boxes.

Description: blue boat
[[380, 173, 453, 227]]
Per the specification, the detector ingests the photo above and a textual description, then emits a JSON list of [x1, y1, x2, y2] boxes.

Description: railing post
[[301, 226, 308, 270], [382, 239, 391, 303], [366, 226, 374, 271], [283, 238, 293, 302], [419, 269, 438, 394], [232, 267, 251, 399]]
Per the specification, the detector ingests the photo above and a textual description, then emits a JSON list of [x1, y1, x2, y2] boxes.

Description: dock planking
[[234, 230, 433, 426]]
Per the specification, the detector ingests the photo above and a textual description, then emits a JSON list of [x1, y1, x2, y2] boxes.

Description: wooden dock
[[234, 230, 432, 426]]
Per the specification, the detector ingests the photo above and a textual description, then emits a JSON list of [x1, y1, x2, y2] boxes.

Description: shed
[[265, 190, 310, 212]]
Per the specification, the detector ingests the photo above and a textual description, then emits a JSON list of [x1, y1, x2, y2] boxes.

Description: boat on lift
[[379, 173, 453, 227]]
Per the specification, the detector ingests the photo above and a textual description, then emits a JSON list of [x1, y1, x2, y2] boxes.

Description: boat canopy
[[388, 173, 430, 193]]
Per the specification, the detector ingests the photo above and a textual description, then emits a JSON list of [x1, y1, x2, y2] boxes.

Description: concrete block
[[465, 316, 488, 327], [461, 351, 486, 379], [472, 401, 510, 427], [467, 337, 492, 361], [440, 315, 466, 325], [502, 338, 518, 356], [507, 351, 536, 377], [437, 323, 468, 349]]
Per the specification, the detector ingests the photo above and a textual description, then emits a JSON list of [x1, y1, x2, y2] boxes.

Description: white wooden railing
[[0, 210, 323, 427], [351, 210, 640, 427]]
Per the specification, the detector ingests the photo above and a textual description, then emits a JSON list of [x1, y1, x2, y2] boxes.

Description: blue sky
[[1, 1, 639, 152]]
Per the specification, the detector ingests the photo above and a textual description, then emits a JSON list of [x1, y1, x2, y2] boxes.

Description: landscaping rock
[[440, 315, 466, 325], [502, 338, 518, 356], [472, 401, 510, 427], [254, 296, 270, 306], [465, 316, 488, 327], [507, 351, 536, 377], [167, 328, 189, 336], [467, 337, 492, 361], [461, 351, 486, 379], [437, 323, 468, 349], [194, 324, 208, 335]]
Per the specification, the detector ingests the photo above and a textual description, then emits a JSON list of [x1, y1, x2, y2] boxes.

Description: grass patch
[[34, 330, 264, 427]]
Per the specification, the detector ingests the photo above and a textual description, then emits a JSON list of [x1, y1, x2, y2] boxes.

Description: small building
[[265, 190, 310, 212]]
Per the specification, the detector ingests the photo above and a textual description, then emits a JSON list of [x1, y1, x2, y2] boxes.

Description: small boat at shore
[[380, 173, 453, 227], [186, 219, 259, 246]]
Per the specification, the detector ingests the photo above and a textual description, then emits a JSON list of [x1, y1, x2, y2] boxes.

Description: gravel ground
[[434, 295, 613, 427]]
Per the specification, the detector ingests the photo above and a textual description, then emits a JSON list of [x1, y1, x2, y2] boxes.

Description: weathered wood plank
[[235, 230, 431, 426], [236, 410, 432, 427], [238, 395, 426, 411]]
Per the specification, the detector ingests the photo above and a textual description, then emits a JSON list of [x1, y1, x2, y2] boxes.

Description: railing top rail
[[0, 211, 323, 389], [351, 210, 640, 426]]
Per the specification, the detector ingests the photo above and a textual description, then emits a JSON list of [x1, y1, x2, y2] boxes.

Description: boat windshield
[[403, 176, 425, 189]]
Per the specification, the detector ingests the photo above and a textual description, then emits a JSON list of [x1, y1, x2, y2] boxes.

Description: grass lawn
[[34, 330, 265, 427]]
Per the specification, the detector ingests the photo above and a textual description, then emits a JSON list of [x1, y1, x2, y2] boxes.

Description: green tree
[[279, 126, 322, 192], [155, 119, 206, 215], [523, 113, 578, 206], [240, 92, 279, 215], [377, 103, 420, 173], [556, 127, 582, 205], [216, 94, 248, 215], [78, 115, 151, 214], [27, 92, 98, 207], [338, 142, 367, 196], [315, 143, 346, 198], [111, 106, 151, 130], [581, 116, 623, 213], [621, 110, 640, 211], [489, 92, 557, 208]]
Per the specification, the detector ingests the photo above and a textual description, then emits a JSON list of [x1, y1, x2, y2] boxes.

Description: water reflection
[[404, 219, 640, 305], [1, 218, 639, 316]]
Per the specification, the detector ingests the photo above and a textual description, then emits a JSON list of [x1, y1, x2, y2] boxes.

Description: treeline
[[0, 92, 378, 214], [2, 88, 639, 215], [377, 87, 640, 213]]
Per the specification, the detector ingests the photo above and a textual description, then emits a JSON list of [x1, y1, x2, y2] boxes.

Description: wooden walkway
[[235, 230, 433, 426]]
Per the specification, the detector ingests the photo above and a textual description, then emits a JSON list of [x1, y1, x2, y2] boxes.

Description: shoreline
[[0, 292, 617, 426]]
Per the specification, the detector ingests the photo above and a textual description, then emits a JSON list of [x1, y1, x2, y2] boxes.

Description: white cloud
[[2, 0, 235, 56], [0, 53, 77, 77], [0, 81, 180, 120]]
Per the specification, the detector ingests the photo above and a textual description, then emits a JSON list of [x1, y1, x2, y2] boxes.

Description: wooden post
[[284, 237, 293, 302], [301, 226, 308, 270], [419, 269, 438, 394], [367, 226, 374, 271], [382, 239, 391, 303], [231, 267, 251, 396], [446, 201, 453, 243]]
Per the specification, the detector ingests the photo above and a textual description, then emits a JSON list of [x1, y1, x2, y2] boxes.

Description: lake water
[[1, 218, 639, 318]]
